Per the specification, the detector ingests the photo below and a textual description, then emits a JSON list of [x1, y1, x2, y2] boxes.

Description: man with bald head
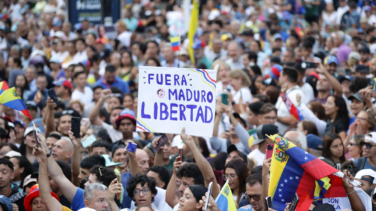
[[52, 137, 73, 163], [283, 130, 307, 151]]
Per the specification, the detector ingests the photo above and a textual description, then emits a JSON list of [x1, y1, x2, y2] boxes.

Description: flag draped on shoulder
[[188, 0, 199, 64], [215, 180, 237, 211], [0, 87, 33, 120], [279, 93, 303, 122], [268, 134, 341, 211]]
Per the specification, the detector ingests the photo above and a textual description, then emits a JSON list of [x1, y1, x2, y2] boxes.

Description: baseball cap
[[227, 144, 248, 164], [101, 154, 123, 167], [25, 101, 37, 110], [365, 132, 376, 144], [359, 45, 370, 54], [306, 134, 323, 150], [355, 169, 376, 184], [356, 64, 369, 73], [54, 31, 65, 38], [24, 185, 59, 211], [115, 109, 136, 129], [0, 195, 13, 211], [100, 49, 111, 59], [4, 151, 22, 158], [324, 55, 338, 65], [23, 175, 37, 188], [348, 92, 364, 102], [253, 124, 279, 145], [24, 127, 41, 137], [49, 56, 60, 64], [220, 33, 233, 41], [262, 77, 277, 87], [176, 48, 189, 56], [270, 64, 283, 80], [273, 33, 282, 41], [348, 51, 361, 62], [337, 75, 354, 83], [171, 135, 184, 149], [53, 78, 73, 90]]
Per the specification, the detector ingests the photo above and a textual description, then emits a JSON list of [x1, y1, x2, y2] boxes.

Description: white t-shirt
[[118, 31, 132, 47], [232, 87, 252, 104], [300, 83, 314, 104], [247, 148, 265, 166], [71, 87, 94, 105], [275, 85, 305, 134], [101, 122, 123, 142]]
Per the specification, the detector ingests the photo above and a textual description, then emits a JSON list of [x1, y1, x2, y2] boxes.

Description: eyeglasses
[[263, 116, 277, 121], [348, 143, 358, 146], [222, 174, 237, 181], [133, 188, 150, 196], [62, 110, 74, 115], [245, 194, 261, 201], [360, 141, 376, 149]]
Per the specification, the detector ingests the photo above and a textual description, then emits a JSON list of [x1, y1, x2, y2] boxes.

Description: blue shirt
[[120, 172, 133, 208], [71, 188, 85, 211], [354, 158, 376, 171], [94, 76, 130, 94]]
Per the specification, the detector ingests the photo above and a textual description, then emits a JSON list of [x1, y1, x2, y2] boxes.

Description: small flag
[[215, 180, 237, 211], [373, 78, 376, 92], [0, 81, 9, 95], [170, 37, 181, 52], [280, 93, 304, 122], [0, 87, 33, 120]]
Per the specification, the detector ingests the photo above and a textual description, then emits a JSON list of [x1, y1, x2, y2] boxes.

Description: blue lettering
[[335, 205, 341, 209], [169, 89, 177, 100], [153, 103, 158, 119], [160, 103, 169, 120], [148, 74, 154, 84], [156, 74, 163, 85], [179, 105, 186, 120], [196, 106, 204, 122], [166, 74, 171, 85], [181, 75, 187, 86], [201, 90, 206, 102], [170, 103, 178, 121], [141, 102, 150, 119], [174, 75, 180, 85], [186, 89, 192, 101], [186, 105, 197, 121], [193, 91, 200, 102], [179, 89, 185, 101], [207, 92, 213, 103], [205, 106, 213, 123]]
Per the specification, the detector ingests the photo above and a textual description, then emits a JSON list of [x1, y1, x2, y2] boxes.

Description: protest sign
[[137, 66, 217, 137]]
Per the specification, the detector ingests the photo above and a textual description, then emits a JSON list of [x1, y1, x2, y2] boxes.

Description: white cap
[[355, 169, 376, 184], [171, 135, 184, 149], [78, 208, 96, 211], [366, 132, 376, 144], [208, 10, 220, 20], [54, 31, 65, 38], [4, 151, 22, 158], [24, 127, 41, 138]]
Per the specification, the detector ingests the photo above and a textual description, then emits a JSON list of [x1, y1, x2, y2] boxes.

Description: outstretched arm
[[68, 130, 83, 187], [166, 156, 182, 208], [89, 89, 111, 126], [34, 135, 63, 211]]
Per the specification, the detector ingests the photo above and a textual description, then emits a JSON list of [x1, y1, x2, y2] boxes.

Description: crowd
[[0, 0, 376, 210]]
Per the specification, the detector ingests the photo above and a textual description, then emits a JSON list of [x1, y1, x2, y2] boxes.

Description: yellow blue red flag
[[170, 37, 181, 52], [0, 81, 9, 95], [0, 87, 33, 120], [215, 180, 237, 211]]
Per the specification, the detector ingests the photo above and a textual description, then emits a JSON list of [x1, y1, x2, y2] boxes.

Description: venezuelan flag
[[0, 81, 9, 95], [170, 37, 181, 52], [215, 181, 237, 211], [0, 87, 33, 120], [188, 0, 199, 64], [268, 134, 339, 211], [373, 78, 376, 92], [279, 93, 303, 122]]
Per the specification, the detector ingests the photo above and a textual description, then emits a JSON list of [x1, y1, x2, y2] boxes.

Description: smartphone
[[369, 78, 375, 89], [126, 142, 137, 153], [81, 135, 96, 148], [204, 182, 213, 211], [265, 196, 273, 209], [301, 61, 317, 69], [117, 174, 121, 200], [33, 124, 39, 148], [71, 117, 81, 138], [47, 88, 58, 104], [289, 193, 299, 211], [221, 93, 229, 105], [266, 144, 274, 160], [155, 134, 169, 151]]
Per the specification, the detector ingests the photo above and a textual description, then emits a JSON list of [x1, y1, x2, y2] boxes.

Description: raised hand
[[173, 156, 182, 175], [180, 127, 194, 147], [107, 178, 123, 201], [101, 89, 112, 101], [68, 129, 83, 148]]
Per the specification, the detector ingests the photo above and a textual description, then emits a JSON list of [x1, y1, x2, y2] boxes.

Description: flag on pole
[[215, 180, 237, 211], [170, 37, 181, 52], [280, 93, 304, 122], [0, 81, 9, 95], [0, 87, 33, 120], [188, 0, 199, 64]]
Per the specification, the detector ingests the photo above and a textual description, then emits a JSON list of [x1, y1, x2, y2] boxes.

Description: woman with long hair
[[223, 159, 249, 205], [346, 135, 363, 160], [119, 51, 137, 82], [213, 61, 232, 100], [322, 133, 345, 169], [249, 75, 263, 95], [228, 69, 252, 112]]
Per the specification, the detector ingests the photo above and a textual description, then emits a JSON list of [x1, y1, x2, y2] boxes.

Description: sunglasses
[[360, 141, 376, 149], [348, 143, 358, 146], [245, 194, 261, 201]]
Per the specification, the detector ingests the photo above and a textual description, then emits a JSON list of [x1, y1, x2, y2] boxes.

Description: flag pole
[[31, 121, 39, 148]]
